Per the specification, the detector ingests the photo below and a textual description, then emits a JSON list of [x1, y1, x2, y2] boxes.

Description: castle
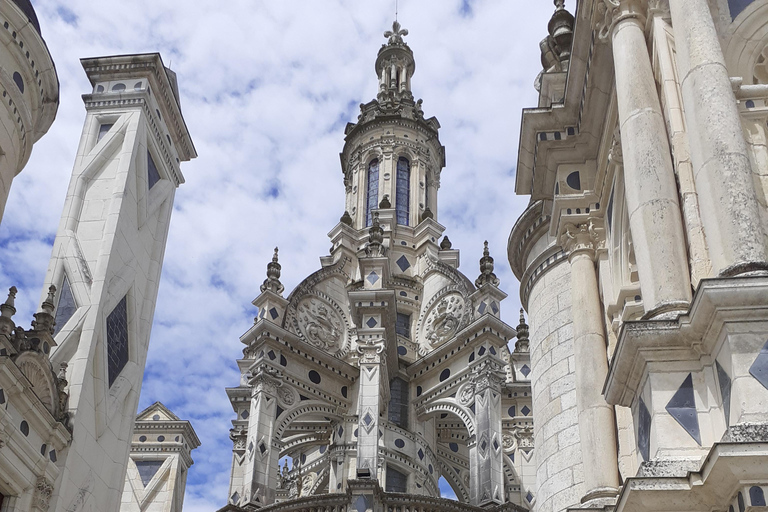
[[0, 1, 768, 512]]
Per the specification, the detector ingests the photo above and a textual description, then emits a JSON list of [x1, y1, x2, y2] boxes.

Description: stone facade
[[221, 23, 535, 511], [509, 1, 768, 511]]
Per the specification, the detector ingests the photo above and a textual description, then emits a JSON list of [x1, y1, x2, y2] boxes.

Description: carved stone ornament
[[423, 293, 466, 347], [295, 297, 344, 351], [357, 338, 385, 364], [470, 359, 506, 392], [502, 433, 516, 452], [276, 384, 297, 408], [595, 0, 646, 42], [512, 425, 534, 449], [34, 477, 54, 510], [230, 428, 248, 452], [561, 221, 604, 259], [457, 382, 476, 406]]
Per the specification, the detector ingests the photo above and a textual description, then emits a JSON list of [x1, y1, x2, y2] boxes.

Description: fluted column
[[562, 222, 620, 503], [603, 0, 692, 317], [669, 0, 768, 276]]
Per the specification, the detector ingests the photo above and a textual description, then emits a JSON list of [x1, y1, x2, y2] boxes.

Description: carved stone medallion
[[422, 293, 465, 347], [294, 297, 344, 351]]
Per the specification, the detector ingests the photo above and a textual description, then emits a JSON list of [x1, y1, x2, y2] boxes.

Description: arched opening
[[396, 156, 410, 225], [366, 159, 379, 226], [438, 476, 459, 500]]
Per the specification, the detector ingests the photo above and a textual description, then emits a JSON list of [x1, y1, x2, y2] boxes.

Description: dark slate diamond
[[366, 271, 379, 285], [366, 317, 378, 328], [248, 441, 253, 452], [526, 491, 533, 503], [478, 301, 487, 314], [396, 255, 411, 272], [231, 492, 240, 505], [521, 405, 530, 416], [267, 350, 276, 360], [493, 438, 499, 451], [481, 440, 487, 452], [135, 460, 163, 487], [749, 339, 768, 391], [363, 412, 374, 427], [716, 360, 732, 428], [491, 301, 499, 314], [665, 373, 701, 445], [638, 396, 651, 461], [418, 448, 424, 460], [259, 442, 267, 455], [521, 364, 531, 377], [269, 307, 279, 319]]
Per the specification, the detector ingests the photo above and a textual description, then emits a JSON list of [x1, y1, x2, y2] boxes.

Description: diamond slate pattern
[[749, 339, 768, 391], [106, 296, 129, 387], [520, 364, 531, 377], [366, 317, 378, 328], [366, 271, 379, 285], [665, 373, 701, 445], [135, 460, 163, 487], [521, 405, 530, 416], [396, 255, 410, 272], [716, 360, 732, 427]]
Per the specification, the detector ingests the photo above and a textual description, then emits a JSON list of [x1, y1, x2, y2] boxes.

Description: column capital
[[357, 338, 386, 365], [597, 0, 648, 41], [249, 364, 283, 397], [470, 359, 505, 393], [560, 220, 605, 261]]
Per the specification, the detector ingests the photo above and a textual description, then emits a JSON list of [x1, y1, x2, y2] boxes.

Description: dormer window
[[366, 159, 380, 227], [396, 157, 410, 225]]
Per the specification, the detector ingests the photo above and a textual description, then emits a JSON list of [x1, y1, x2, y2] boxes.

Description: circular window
[[308, 370, 321, 384], [394, 439, 405, 448], [439, 368, 450, 382], [158, 435, 165, 442], [153, 414, 160, 421], [112, 83, 126, 92]]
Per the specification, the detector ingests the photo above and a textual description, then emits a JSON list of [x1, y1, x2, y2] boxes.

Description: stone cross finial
[[475, 241, 500, 288], [260, 247, 285, 295], [515, 308, 530, 353], [384, 20, 408, 45]]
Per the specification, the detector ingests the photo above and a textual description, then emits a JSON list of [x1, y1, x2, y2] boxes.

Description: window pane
[[107, 296, 129, 386], [53, 275, 77, 336], [388, 377, 409, 428], [366, 159, 379, 227], [386, 466, 408, 493], [396, 157, 410, 226], [98, 123, 113, 142], [147, 151, 161, 190], [135, 460, 164, 487], [396, 312, 410, 339]]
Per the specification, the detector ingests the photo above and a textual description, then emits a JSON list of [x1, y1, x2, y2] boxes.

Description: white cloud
[[0, 0, 555, 507]]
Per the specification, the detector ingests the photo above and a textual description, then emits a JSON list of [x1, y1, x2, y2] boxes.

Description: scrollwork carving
[[294, 297, 345, 351], [422, 293, 466, 347]]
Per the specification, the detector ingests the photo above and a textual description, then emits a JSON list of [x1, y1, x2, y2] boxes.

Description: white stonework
[[510, 1, 768, 511], [119, 402, 200, 512]]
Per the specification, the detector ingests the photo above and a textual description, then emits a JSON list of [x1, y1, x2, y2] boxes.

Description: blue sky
[[0, 0, 556, 508]]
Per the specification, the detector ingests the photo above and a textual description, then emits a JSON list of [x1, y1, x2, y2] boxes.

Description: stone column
[[605, 0, 692, 316], [467, 359, 505, 507], [356, 339, 386, 479], [669, 0, 768, 276], [243, 366, 281, 507], [562, 222, 620, 503]]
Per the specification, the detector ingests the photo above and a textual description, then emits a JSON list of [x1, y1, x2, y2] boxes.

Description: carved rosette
[[293, 296, 346, 353], [421, 292, 467, 348], [457, 382, 475, 406]]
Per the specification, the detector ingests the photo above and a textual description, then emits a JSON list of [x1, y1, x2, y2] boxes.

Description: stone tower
[[0, 0, 59, 224], [39, 53, 196, 512], [222, 22, 536, 511]]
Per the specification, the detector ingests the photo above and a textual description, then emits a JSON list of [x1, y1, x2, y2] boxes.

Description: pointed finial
[[340, 211, 353, 226], [384, 20, 409, 45], [515, 308, 530, 353], [475, 241, 500, 288], [1, 286, 17, 318], [31, 285, 57, 335], [260, 247, 285, 295], [554, 0, 565, 9], [440, 236, 452, 250]]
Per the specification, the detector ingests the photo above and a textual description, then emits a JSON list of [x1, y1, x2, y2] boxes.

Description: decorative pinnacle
[[31, 285, 57, 335], [475, 241, 500, 288], [554, 0, 565, 9], [260, 247, 285, 295], [440, 236, 452, 250], [365, 212, 386, 257], [1, 286, 17, 318], [515, 308, 530, 353], [340, 211, 353, 226], [384, 20, 408, 45]]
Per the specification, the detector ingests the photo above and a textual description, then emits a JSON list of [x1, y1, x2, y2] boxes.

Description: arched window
[[396, 156, 410, 225], [366, 159, 379, 227]]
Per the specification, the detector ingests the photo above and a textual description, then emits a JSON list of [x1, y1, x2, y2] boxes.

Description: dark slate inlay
[[147, 151, 161, 189], [0, 388, 5, 404], [20, 420, 29, 436], [566, 171, 581, 190], [136, 460, 164, 487], [749, 339, 768, 391], [751, 486, 766, 506], [386, 465, 408, 493], [728, 0, 756, 20], [520, 364, 531, 377], [269, 307, 279, 319], [491, 301, 499, 314], [665, 373, 701, 445], [449, 442, 459, 452], [478, 302, 487, 314], [363, 412, 374, 427], [231, 491, 240, 505], [638, 396, 651, 461], [308, 370, 321, 384], [268, 350, 276, 360], [716, 359, 732, 428], [418, 448, 424, 460], [526, 491, 534, 503], [439, 368, 450, 382], [366, 317, 378, 328], [366, 271, 379, 285], [396, 255, 411, 272], [53, 275, 77, 336], [416, 385, 422, 396], [508, 406, 516, 417], [106, 296, 129, 387], [259, 442, 267, 455], [739, 491, 745, 512], [49, 449, 57, 462], [280, 354, 287, 367], [397, 346, 407, 356], [341, 386, 348, 398], [394, 438, 405, 449], [521, 405, 530, 416]]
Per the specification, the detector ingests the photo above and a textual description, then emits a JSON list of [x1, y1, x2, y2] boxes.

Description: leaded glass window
[[396, 312, 410, 339], [98, 123, 113, 142], [396, 157, 410, 225], [386, 465, 408, 493], [53, 275, 77, 336], [366, 159, 379, 227], [147, 151, 161, 190], [388, 377, 409, 428], [106, 296, 129, 387], [135, 460, 164, 486]]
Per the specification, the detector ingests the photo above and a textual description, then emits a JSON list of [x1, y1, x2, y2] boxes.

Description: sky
[[0, 0, 557, 508]]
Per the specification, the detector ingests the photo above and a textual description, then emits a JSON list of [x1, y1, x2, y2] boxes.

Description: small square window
[[396, 312, 410, 339], [97, 123, 113, 142], [147, 151, 161, 190], [106, 296, 129, 386]]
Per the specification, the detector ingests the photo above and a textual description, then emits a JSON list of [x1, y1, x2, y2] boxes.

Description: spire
[[31, 285, 56, 335], [515, 309, 530, 353], [0, 286, 17, 336], [260, 248, 285, 295], [475, 241, 500, 288]]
